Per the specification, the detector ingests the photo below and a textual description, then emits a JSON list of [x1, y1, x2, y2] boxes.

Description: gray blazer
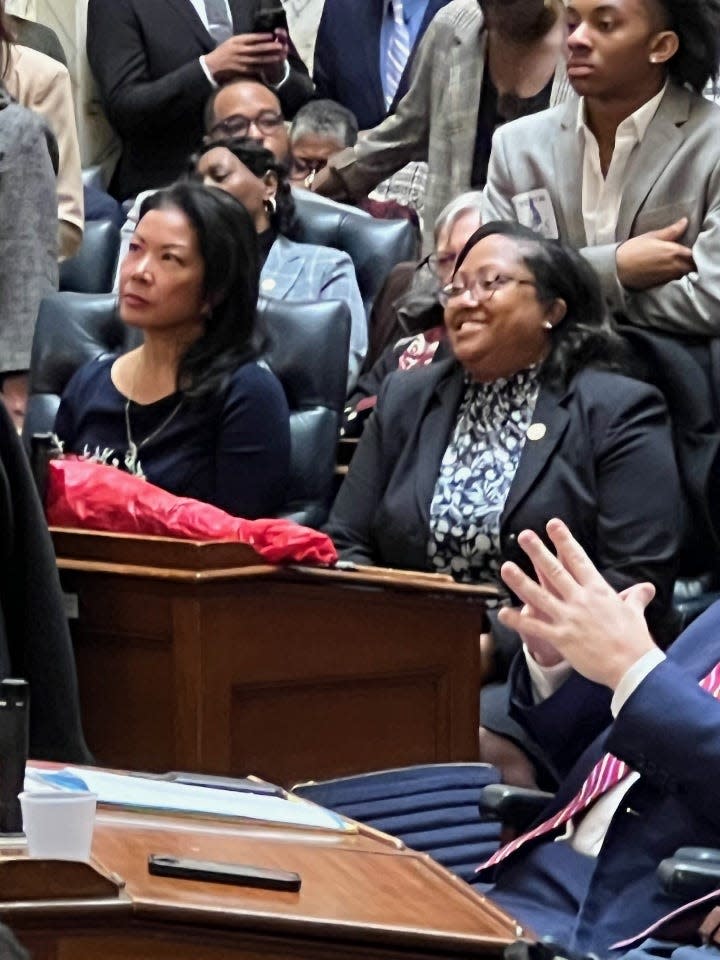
[[262, 234, 367, 391], [0, 87, 58, 374], [483, 83, 720, 337], [327, 0, 572, 251]]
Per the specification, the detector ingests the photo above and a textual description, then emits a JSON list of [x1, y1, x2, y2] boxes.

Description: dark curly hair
[[453, 221, 631, 391], [189, 136, 299, 239], [139, 182, 260, 401], [654, 0, 720, 92]]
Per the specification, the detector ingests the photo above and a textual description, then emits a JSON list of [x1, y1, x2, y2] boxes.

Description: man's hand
[[616, 218, 695, 290], [309, 163, 350, 200], [497, 519, 657, 689], [204, 32, 287, 83]]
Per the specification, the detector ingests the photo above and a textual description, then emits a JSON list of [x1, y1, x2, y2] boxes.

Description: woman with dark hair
[[327, 221, 684, 779], [54, 182, 290, 519], [192, 137, 366, 391]]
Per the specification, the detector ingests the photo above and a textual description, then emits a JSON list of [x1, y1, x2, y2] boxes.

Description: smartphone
[[252, 6, 287, 34], [149, 854, 301, 891]]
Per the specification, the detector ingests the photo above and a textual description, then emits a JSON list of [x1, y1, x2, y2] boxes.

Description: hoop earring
[[264, 196, 277, 215]]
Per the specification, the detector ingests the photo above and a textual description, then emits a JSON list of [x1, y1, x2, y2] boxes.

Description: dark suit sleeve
[[325, 375, 399, 564], [87, 0, 213, 138], [311, 4, 337, 102], [608, 656, 720, 830], [274, 39, 316, 119]]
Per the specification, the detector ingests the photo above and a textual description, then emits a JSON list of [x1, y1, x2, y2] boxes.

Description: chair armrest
[[658, 847, 720, 898], [479, 784, 554, 832]]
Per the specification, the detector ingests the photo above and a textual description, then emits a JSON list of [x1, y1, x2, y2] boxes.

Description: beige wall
[[14, 0, 325, 170]]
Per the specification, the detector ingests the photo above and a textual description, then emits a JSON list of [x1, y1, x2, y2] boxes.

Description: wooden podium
[[53, 529, 498, 785], [1, 803, 527, 959]]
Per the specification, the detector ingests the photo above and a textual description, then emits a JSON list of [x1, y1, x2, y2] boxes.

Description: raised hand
[[498, 519, 657, 689], [204, 32, 287, 83]]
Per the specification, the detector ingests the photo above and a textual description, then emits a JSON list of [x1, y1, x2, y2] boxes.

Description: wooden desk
[[2, 805, 526, 959], [53, 529, 498, 785]]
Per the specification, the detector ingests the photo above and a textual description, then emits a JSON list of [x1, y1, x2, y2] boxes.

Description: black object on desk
[[148, 854, 302, 891], [0, 678, 29, 835]]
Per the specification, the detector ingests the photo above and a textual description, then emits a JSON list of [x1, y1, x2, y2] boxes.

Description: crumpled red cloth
[[45, 457, 337, 565]]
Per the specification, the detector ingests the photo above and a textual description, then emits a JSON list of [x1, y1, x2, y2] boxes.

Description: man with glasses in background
[[87, 0, 313, 200]]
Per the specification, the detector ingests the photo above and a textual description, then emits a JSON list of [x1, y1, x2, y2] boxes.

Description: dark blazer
[[326, 359, 682, 639], [0, 403, 90, 763], [87, 0, 314, 199], [313, 0, 450, 130], [482, 601, 720, 957]]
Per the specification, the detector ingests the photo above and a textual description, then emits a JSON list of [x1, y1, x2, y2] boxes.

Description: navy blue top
[[54, 355, 291, 519]]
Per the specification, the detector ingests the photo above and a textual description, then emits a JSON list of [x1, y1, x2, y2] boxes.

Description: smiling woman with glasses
[[326, 218, 684, 780]]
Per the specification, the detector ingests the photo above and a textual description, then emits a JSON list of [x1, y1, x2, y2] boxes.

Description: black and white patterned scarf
[[427, 368, 540, 584]]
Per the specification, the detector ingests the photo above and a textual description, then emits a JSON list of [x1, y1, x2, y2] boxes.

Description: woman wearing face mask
[[193, 136, 367, 392], [55, 182, 290, 520], [325, 221, 684, 781]]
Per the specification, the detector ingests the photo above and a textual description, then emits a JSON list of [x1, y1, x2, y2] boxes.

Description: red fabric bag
[[45, 457, 337, 566]]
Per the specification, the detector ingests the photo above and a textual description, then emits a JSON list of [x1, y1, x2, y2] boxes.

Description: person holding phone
[[87, 0, 314, 200]]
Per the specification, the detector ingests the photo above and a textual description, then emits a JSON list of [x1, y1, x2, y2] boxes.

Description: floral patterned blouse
[[427, 368, 540, 584]]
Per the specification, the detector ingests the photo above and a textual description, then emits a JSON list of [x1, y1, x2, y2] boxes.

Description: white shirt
[[185, 0, 233, 87], [188, 0, 292, 90], [524, 644, 667, 856], [578, 84, 667, 246]]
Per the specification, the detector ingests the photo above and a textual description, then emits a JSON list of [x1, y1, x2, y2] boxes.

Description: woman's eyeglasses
[[439, 274, 537, 306], [207, 111, 284, 140]]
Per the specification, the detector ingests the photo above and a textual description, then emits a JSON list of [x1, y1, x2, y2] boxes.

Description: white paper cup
[[19, 791, 98, 860]]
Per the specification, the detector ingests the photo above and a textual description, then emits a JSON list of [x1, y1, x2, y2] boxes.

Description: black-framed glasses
[[439, 274, 537, 306], [207, 111, 284, 140]]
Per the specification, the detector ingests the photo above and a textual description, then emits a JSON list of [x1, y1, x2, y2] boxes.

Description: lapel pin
[[261, 278, 277, 292], [527, 423, 547, 441]]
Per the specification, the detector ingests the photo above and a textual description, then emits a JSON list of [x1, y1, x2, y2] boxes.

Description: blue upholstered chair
[[59, 219, 121, 295], [293, 763, 502, 883]]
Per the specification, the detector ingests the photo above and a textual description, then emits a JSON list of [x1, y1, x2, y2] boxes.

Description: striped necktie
[[385, 0, 411, 109], [204, 0, 233, 45], [479, 659, 720, 872]]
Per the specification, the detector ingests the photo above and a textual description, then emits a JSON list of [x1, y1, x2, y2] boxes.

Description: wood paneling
[[55, 531, 495, 784]]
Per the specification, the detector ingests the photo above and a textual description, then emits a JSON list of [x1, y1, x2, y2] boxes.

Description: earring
[[543, 321, 553, 330], [649, 55, 659, 63], [264, 196, 277, 215]]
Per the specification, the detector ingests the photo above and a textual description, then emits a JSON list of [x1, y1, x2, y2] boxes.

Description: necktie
[[385, 0, 411, 109], [479, 659, 720, 872], [204, 0, 233, 45]]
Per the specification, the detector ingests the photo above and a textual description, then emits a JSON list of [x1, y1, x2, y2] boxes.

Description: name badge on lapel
[[512, 190, 559, 239]]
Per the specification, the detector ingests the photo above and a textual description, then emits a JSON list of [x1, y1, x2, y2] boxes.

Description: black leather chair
[[293, 192, 419, 318], [59, 219, 121, 295], [617, 326, 720, 628], [24, 291, 350, 528]]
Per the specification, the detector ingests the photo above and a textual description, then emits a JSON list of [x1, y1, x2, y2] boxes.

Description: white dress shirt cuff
[[611, 647, 666, 717], [199, 55, 218, 88], [263, 59, 290, 90], [523, 644, 574, 703]]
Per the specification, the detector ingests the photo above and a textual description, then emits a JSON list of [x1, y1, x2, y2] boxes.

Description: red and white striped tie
[[479, 660, 720, 872]]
